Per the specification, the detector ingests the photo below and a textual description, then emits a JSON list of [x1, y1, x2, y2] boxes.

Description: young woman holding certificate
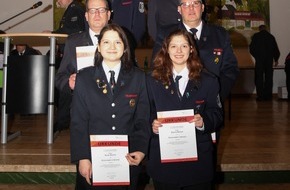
[[146, 29, 224, 190], [70, 23, 150, 190]]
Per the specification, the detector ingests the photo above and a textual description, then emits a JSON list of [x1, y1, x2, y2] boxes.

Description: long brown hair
[[94, 23, 133, 70], [152, 29, 203, 85]]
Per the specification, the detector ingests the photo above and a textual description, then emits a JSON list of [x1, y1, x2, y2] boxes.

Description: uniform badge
[[214, 57, 219, 64], [139, 2, 145, 13], [96, 79, 108, 94], [71, 16, 78, 22], [129, 99, 136, 107], [213, 48, 223, 55]]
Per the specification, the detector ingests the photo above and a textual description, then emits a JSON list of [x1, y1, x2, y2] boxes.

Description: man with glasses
[[55, 0, 110, 98], [152, 0, 239, 103], [54, 0, 111, 131], [55, 1, 110, 188]]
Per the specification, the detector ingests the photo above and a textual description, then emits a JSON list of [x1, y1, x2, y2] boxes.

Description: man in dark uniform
[[147, 0, 181, 41], [108, 0, 146, 66], [249, 24, 280, 101], [48, 0, 86, 35], [56, 0, 110, 94], [49, 0, 87, 133], [152, 0, 239, 103], [109, 0, 146, 44]]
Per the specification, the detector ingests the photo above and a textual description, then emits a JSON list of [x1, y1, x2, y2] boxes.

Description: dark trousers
[[75, 164, 142, 190], [153, 180, 212, 190], [54, 91, 71, 131], [255, 62, 273, 100]]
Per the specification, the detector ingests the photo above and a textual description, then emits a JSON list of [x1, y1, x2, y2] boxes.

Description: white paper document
[[90, 135, 130, 186], [76, 46, 97, 71], [211, 132, 216, 143], [157, 109, 198, 163]]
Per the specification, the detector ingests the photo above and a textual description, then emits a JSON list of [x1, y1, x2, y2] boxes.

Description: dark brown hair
[[94, 23, 132, 70], [152, 29, 203, 85]]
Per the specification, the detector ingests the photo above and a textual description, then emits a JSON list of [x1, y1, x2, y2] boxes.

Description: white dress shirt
[[89, 28, 99, 46], [173, 67, 189, 96], [102, 61, 121, 84]]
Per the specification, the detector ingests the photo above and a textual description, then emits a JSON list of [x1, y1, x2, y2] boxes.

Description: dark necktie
[[109, 70, 116, 94], [19, 53, 23, 56], [95, 35, 99, 45], [190, 28, 198, 41], [175, 75, 182, 100], [189, 28, 199, 55]]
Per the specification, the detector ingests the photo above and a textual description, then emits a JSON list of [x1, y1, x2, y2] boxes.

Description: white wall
[[270, 0, 290, 66], [0, 0, 54, 53], [269, 0, 290, 92]]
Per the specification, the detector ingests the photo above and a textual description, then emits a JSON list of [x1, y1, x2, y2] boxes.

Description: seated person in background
[[0, 30, 6, 54], [10, 44, 41, 56]]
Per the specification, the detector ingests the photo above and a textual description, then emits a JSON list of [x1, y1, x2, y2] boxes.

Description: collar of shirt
[[19, 50, 25, 55], [89, 28, 99, 46], [102, 61, 121, 84], [173, 67, 189, 96], [184, 21, 203, 40]]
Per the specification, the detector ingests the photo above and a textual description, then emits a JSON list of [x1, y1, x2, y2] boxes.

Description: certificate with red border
[[90, 135, 130, 186], [157, 109, 198, 163]]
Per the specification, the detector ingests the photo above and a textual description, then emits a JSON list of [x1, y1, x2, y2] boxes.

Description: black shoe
[[53, 122, 69, 133], [256, 97, 264, 101], [53, 125, 59, 133]]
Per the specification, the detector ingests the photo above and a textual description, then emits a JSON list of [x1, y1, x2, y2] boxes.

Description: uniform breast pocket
[[194, 100, 206, 115], [212, 48, 223, 65], [200, 48, 222, 76], [125, 93, 138, 111]]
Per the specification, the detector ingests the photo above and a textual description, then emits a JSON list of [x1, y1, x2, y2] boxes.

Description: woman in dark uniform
[[70, 23, 150, 190], [146, 29, 223, 190]]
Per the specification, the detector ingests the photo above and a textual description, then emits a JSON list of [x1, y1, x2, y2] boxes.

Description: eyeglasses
[[180, 1, 202, 8], [87, 7, 108, 14]]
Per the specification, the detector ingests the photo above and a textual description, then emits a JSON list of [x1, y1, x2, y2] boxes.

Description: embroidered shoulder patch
[[71, 16, 78, 22]]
